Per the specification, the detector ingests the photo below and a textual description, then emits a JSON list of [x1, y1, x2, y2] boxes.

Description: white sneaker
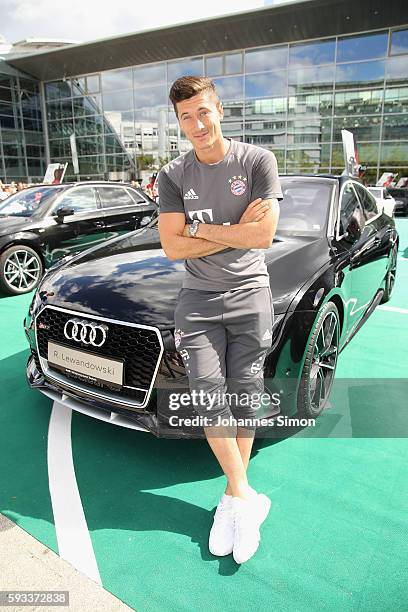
[[232, 493, 271, 564], [208, 494, 234, 556]]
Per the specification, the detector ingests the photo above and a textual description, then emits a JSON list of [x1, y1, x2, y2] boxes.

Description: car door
[[44, 185, 106, 265], [97, 185, 153, 239], [340, 181, 384, 331]]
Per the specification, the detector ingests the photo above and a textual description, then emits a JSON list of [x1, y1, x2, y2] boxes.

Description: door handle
[[95, 221, 105, 228]]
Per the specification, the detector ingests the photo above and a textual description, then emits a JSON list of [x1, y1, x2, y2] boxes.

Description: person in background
[[144, 173, 158, 200]]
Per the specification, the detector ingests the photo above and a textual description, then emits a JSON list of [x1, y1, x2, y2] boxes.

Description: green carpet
[[0, 220, 407, 611]]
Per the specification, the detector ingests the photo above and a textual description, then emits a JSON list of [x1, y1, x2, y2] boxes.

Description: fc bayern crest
[[229, 175, 247, 196]]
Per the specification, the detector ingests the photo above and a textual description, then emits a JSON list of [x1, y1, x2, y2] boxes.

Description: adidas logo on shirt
[[184, 188, 199, 200], [262, 329, 272, 341]]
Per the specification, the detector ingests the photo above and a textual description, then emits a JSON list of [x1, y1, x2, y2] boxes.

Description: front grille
[[35, 306, 163, 408]]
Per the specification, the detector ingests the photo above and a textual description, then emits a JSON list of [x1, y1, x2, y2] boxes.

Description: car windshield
[[277, 178, 333, 235], [0, 186, 65, 217]]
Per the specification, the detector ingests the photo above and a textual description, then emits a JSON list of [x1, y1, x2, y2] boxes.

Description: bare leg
[[204, 425, 254, 500], [225, 427, 256, 495]]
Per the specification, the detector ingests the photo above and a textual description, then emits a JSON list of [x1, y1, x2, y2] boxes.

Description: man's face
[[176, 90, 224, 152]]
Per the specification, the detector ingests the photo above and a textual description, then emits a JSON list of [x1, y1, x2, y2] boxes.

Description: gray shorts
[[173, 286, 274, 429]]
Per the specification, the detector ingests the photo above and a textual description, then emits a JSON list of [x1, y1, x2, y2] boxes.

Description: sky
[[0, 0, 296, 45]]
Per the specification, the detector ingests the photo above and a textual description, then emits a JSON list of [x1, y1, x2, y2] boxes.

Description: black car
[[0, 182, 157, 295], [24, 174, 398, 438], [387, 187, 408, 215]]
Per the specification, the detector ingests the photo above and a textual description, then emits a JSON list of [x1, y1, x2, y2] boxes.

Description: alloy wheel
[[308, 310, 340, 414], [4, 249, 42, 292]]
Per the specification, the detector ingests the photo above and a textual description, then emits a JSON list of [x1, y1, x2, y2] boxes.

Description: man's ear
[[217, 100, 224, 120]]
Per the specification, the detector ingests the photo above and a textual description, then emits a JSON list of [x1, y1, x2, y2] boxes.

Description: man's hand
[[239, 198, 271, 224]]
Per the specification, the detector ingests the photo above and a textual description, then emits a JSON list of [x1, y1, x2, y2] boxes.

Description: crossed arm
[[159, 198, 280, 261]]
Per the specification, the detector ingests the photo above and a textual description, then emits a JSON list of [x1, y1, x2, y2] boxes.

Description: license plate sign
[[47, 341, 123, 391]]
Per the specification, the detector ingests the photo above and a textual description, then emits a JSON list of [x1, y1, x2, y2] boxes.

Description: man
[[157, 76, 282, 564]]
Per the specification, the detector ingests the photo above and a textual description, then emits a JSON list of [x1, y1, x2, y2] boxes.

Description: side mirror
[[55, 206, 75, 221]]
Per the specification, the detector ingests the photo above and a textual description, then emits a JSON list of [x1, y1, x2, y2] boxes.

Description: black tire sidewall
[[297, 301, 340, 419]]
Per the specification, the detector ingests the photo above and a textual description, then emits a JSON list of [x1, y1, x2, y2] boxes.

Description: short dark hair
[[169, 76, 219, 117]]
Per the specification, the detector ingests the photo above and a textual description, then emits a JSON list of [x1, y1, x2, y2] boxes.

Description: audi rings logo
[[63, 318, 108, 347]]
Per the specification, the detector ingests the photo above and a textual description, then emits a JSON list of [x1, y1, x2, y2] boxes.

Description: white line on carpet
[[48, 401, 102, 585], [377, 305, 408, 314]]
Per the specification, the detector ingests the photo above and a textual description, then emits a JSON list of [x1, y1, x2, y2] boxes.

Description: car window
[[0, 186, 65, 217], [278, 179, 332, 234], [97, 186, 135, 209], [339, 182, 365, 237], [127, 188, 148, 205], [354, 183, 379, 221], [369, 188, 382, 198], [56, 187, 98, 213]]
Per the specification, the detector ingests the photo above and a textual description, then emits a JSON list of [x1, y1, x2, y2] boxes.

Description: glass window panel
[[0, 76, 12, 88], [76, 135, 104, 156], [245, 46, 288, 73], [222, 121, 243, 137], [334, 89, 383, 115], [243, 135, 284, 148], [71, 78, 86, 96], [222, 101, 244, 119], [134, 84, 167, 107], [225, 52, 243, 74], [105, 155, 133, 172], [391, 29, 408, 56], [25, 144, 44, 158], [86, 75, 100, 93], [76, 156, 105, 174], [382, 115, 408, 141], [289, 40, 335, 66], [1, 130, 23, 144], [4, 157, 25, 175], [134, 107, 161, 122], [332, 115, 381, 142], [2, 142, 24, 157], [287, 117, 332, 144], [354, 183, 378, 220], [245, 119, 286, 145], [335, 60, 385, 87], [245, 71, 287, 98], [167, 57, 203, 82], [133, 63, 166, 87], [286, 144, 330, 168], [386, 56, 408, 84], [101, 68, 132, 91], [57, 187, 98, 212], [206, 55, 223, 77], [98, 186, 134, 208], [0, 87, 13, 103], [23, 117, 42, 131], [74, 115, 104, 137], [339, 182, 362, 234], [48, 118, 74, 139], [288, 93, 332, 116], [46, 98, 73, 121], [72, 95, 101, 117], [289, 65, 334, 92], [212, 76, 243, 100], [0, 101, 14, 116], [333, 142, 379, 165], [246, 97, 287, 119], [105, 134, 127, 154], [27, 159, 45, 177], [337, 32, 388, 62], [384, 87, 408, 113], [0, 115, 17, 129], [45, 80, 72, 100], [102, 90, 133, 112], [50, 140, 71, 158]]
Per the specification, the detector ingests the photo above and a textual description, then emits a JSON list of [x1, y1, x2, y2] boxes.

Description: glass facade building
[[1, 23, 408, 184]]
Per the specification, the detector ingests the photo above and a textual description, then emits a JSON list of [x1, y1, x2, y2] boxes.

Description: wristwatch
[[188, 219, 200, 238]]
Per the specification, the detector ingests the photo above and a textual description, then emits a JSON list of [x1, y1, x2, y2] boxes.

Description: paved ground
[[0, 219, 407, 611]]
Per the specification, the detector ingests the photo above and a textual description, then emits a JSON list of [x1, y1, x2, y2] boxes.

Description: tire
[[380, 243, 398, 304], [0, 245, 43, 296], [297, 302, 340, 419]]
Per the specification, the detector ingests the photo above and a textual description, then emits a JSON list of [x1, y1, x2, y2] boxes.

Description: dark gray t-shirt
[[157, 138, 283, 291]]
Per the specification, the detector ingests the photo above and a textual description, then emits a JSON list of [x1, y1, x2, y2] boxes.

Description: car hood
[[0, 215, 35, 234], [37, 226, 328, 329]]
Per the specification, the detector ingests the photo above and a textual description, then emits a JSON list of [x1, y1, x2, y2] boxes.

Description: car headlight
[[29, 289, 43, 316]]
